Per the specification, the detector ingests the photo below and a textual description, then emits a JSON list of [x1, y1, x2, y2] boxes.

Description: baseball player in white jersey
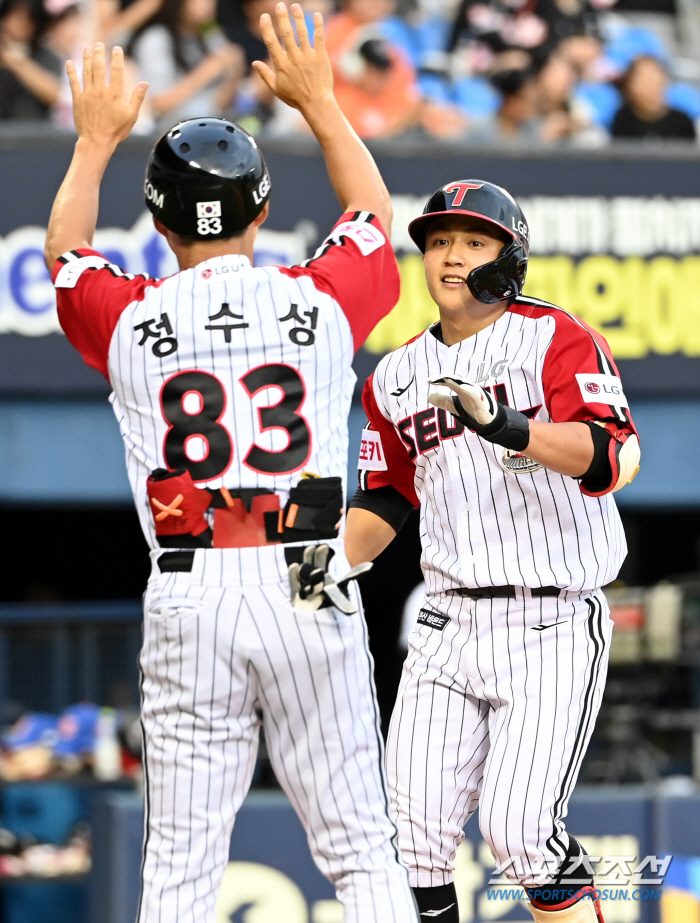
[[45, 11, 419, 923], [345, 181, 641, 923]]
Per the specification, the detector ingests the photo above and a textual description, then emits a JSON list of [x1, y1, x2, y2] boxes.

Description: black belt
[[157, 546, 316, 574], [447, 585, 562, 599]]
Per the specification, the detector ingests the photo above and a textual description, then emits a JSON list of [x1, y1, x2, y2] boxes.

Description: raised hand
[[252, 3, 333, 113], [67, 43, 147, 147]]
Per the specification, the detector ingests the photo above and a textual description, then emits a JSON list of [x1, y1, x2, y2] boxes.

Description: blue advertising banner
[[85, 786, 700, 923], [0, 136, 699, 396]]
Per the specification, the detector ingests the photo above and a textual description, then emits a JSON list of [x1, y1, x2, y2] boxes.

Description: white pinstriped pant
[[137, 546, 417, 923], [386, 588, 612, 889]]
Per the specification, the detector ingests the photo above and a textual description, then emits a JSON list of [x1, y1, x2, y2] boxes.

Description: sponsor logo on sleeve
[[417, 609, 449, 631], [331, 221, 385, 256], [575, 373, 628, 409], [358, 429, 388, 471], [54, 255, 112, 289]]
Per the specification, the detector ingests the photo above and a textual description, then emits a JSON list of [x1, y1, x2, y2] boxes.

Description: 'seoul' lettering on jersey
[[359, 296, 638, 595]]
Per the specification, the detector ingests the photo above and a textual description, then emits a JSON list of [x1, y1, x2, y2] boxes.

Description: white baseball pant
[[137, 544, 418, 923], [386, 588, 612, 888]]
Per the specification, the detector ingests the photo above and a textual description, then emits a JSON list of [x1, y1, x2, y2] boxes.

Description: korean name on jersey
[[52, 213, 396, 550]]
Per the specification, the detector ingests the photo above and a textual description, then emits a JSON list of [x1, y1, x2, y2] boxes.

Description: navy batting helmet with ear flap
[[144, 118, 271, 239], [408, 180, 529, 305]]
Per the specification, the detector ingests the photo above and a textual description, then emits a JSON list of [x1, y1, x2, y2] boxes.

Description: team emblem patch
[[196, 201, 222, 218], [501, 449, 543, 474], [417, 609, 449, 631]]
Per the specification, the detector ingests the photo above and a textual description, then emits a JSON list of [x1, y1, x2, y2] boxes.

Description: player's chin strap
[[288, 544, 373, 615], [428, 377, 530, 451]]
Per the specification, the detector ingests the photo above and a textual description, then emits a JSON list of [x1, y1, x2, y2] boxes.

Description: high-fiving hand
[[252, 3, 333, 113], [67, 43, 147, 147]]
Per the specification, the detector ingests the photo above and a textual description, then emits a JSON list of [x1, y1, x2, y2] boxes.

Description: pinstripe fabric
[[369, 305, 629, 594], [138, 555, 417, 923], [54, 220, 416, 921], [108, 255, 355, 550], [386, 589, 611, 889]]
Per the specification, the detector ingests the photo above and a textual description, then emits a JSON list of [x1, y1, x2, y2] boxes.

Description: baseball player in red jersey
[[345, 181, 641, 923], [45, 10, 419, 923]]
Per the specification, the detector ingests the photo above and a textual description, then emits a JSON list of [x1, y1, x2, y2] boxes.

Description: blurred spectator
[[334, 36, 420, 137], [0, 0, 62, 120], [537, 52, 606, 144], [216, 0, 274, 72], [325, 0, 420, 137], [466, 57, 545, 144], [611, 55, 696, 140], [129, 0, 243, 125], [95, 0, 164, 47], [41, 0, 85, 129], [448, 0, 548, 73]]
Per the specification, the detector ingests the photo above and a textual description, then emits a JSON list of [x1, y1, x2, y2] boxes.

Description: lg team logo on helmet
[[145, 181, 164, 210], [253, 173, 271, 206]]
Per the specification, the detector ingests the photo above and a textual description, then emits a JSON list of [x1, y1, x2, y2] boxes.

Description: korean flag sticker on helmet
[[196, 201, 222, 218], [575, 373, 628, 410]]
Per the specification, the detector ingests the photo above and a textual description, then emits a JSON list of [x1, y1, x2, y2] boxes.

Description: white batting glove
[[289, 544, 373, 615], [428, 377, 498, 426], [428, 376, 531, 451]]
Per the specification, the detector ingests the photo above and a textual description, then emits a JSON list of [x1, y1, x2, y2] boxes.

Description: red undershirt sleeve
[[52, 248, 162, 381], [356, 374, 419, 507]]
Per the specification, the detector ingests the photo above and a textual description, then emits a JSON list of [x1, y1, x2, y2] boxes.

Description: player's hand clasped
[[67, 43, 147, 147], [428, 377, 531, 451], [289, 544, 373, 615]]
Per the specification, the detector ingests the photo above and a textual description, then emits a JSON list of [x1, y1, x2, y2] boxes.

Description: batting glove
[[289, 544, 373, 615], [428, 377, 530, 451]]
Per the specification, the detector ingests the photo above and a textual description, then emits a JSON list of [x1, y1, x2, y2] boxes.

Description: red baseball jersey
[[53, 211, 398, 549], [358, 295, 638, 594]]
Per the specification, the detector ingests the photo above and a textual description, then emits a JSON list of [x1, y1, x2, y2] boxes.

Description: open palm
[[252, 3, 333, 112]]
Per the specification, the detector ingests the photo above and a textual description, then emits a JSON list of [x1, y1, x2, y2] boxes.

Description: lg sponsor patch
[[575, 373, 628, 410], [417, 609, 449, 631]]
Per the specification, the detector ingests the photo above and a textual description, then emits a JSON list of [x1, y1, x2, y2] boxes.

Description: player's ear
[[252, 201, 270, 228], [152, 216, 168, 238]]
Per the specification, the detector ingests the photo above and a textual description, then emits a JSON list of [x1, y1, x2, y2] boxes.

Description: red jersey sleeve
[[52, 248, 163, 381], [358, 374, 419, 507], [279, 212, 399, 351], [541, 311, 637, 438]]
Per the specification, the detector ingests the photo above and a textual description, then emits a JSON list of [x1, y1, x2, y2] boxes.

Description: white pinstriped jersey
[[54, 212, 397, 550], [359, 296, 638, 594]]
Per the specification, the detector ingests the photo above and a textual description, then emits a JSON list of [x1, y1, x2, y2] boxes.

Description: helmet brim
[[408, 209, 517, 254]]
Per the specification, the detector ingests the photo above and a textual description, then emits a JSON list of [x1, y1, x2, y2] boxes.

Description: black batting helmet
[[408, 180, 529, 304], [144, 118, 271, 239]]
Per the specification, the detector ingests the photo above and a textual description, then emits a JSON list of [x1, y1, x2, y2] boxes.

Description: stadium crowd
[[0, 0, 697, 141]]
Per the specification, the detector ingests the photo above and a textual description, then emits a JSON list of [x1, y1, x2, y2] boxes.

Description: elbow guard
[[580, 422, 640, 497]]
